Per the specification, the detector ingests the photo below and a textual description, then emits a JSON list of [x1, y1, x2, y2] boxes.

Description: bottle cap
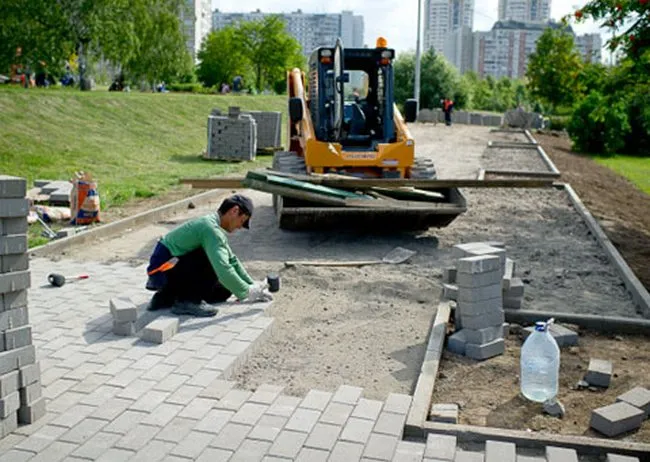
[[534, 321, 546, 332]]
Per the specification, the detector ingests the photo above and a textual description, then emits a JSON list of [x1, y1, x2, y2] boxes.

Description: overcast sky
[[211, 0, 610, 57]]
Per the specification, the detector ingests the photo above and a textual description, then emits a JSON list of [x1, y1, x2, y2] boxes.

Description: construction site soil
[[57, 124, 650, 440]]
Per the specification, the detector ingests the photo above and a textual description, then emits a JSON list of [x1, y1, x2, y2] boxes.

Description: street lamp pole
[[414, 0, 423, 109]]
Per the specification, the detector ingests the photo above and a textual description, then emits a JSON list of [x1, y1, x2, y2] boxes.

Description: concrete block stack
[[0, 175, 46, 438], [446, 242, 507, 361], [243, 110, 282, 150], [505, 109, 544, 129], [206, 106, 257, 161], [417, 109, 434, 123], [109, 297, 157, 337], [469, 113, 484, 126]]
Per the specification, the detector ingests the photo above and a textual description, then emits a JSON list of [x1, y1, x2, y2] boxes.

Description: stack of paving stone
[[591, 386, 650, 437], [446, 243, 506, 360], [243, 110, 282, 151], [206, 106, 257, 161], [110, 296, 179, 344], [27, 180, 72, 206], [0, 175, 46, 438]]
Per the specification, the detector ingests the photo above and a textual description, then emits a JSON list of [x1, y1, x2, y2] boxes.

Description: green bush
[[548, 115, 570, 131], [167, 83, 215, 94], [568, 92, 631, 154]]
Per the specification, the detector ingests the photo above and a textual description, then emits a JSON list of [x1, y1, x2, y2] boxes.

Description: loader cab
[[309, 38, 396, 150]]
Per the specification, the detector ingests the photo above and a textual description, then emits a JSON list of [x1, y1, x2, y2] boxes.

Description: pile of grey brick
[[445, 243, 507, 360], [242, 110, 282, 151], [28, 180, 72, 206], [206, 106, 257, 161], [0, 175, 46, 438], [110, 296, 179, 344], [591, 386, 650, 437], [504, 109, 545, 129], [417, 109, 503, 127]]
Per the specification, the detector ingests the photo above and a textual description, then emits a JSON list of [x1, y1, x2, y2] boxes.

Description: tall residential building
[[212, 9, 364, 57], [575, 33, 602, 64], [181, 0, 212, 61], [443, 26, 474, 73], [498, 0, 551, 22], [424, 0, 474, 53]]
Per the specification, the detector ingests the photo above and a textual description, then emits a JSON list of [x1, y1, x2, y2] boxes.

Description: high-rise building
[[575, 33, 602, 64], [212, 9, 364, 57], [498, 0, 551, 22], [424, 0, 474, 53], [443, 26, 474, 74], [181, 0, 212, 62]]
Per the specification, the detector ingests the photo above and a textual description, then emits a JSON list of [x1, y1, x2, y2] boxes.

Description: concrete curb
[[405, 300, 450, 438], [535, 144, 561, 176], [487, 141, 538, 149], [419, 421, 650, 458], [523, 129, 538, 144], [558, 183, 650, 318], [504, 309, 650, 335], [28, 188, 232, 258]]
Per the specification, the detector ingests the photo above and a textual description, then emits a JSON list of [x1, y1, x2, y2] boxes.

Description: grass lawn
[[0, 87, 286, 208], [595, 155, 650, 195]]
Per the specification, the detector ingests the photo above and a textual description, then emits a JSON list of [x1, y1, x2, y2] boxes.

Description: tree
[[197, 27, 248, 88], [526, 27, 584, 110], [234, 16, 304, 92]]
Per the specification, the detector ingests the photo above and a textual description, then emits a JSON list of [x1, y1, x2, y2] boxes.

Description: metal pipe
[[414, 0, 422, 107]]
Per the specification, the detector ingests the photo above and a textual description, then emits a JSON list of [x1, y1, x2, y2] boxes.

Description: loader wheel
[[272, 151, 307, 212], [409, 157, 437, 179]]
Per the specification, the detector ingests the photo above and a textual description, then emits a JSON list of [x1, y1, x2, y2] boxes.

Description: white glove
[[245, 281, 273, 302]]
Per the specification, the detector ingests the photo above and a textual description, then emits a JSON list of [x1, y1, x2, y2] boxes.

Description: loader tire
[[272, 151, 307, 212], [410, 157, 437, 179]]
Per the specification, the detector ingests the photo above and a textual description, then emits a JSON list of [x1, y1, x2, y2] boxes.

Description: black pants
[[444, 111, 452, 125], [161, 248, 232, 304]]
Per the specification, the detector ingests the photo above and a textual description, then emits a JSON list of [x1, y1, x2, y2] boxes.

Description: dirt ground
[[52, 124, 650, 440]]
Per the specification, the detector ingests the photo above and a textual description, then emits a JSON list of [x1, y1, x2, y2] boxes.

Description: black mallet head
[[47, 273, 66, 287]]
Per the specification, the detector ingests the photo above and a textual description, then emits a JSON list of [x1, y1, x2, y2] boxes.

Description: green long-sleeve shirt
[[161, 214, 253, 300]]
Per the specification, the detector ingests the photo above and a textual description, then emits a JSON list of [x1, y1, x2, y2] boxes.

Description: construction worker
[[442, 97, 454, 126], [145, 194, 272, 317]]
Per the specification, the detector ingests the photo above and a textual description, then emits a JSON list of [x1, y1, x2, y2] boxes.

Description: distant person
[[442, 97, 454, 126], [220, 82, 230, 94], [145, 194, 272, 317], [233, 75, 242, 93]]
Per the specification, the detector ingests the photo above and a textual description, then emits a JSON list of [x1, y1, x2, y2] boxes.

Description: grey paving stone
[[394, 440, 426, 462], [362, 432, 398, 460], [319, 401, 354, 426], [153, 416, 197, 443], [457, 297, 502, 317], [339, 417, 374, 444], [546, 446, 579, 462], [230, 439, 273, 462], [109, 297, 137, 323], [209, 422, 252, 451], [285, 407, 321, 433], [0, 450, 33, 462], [457, 269, 502, 288], [351, 398, 383, 421], [606, 454, 641, 462], [217, 389, 253, 411], [373, 411, 406, 436], [0, 175, 27, 198], [295, 447, 329, 462], [165, 384, 202, 406], [462, 324, 503, 347], [89, 396, 134, 421], [3, 324, 33, 353], [141, 402, 184, 427], [0, 236, 28, 257], [142, 317, 179, 344], [249, 384, 284, 405], [268, 429, 308, 458], [585, 358, 613, 388], [332, 384, 363, 404], [50, 403, 96, 428], [26, 441, 78, 462], [465, 338, 505, 361], [0, 271, 30, 294], [0, 217, 28, 236], [129, 440, 175, 462], [447, 330, 467, 356], [457, 254, 501, 274], [485, 440, 516, 462], [196, 448, 234, 462], [266, 395, 301, 417], [458, 284, 503, 304], [523, 324, 578, 348], [247, 414, 288, 442], [0, 306, 29, 333], [0, 199, 29, 218], [455, 450, 485, 462], [59, 418, 108, 445], [442, 284, 458, 301], [503, 277, 524, 297], [0, 370, 19, 397], [430, 403, 459, 424], [590, 402, 645, 437], [231, 402, 269, 426], [460, 310, 505, 331], [195, 408, 235, 434], [300, 389, 332, 411], [103, 409, 148, 434], [383, 393, 412, 415], [425, 433, 457, 460], [178, 397, 216, 420], [329, 440, 365, 462], [169, 430, 214, 459], [15, 424, 67, 452], [186, 368, 222, 388], [442, 267, 457, 284], [616, 387, 650, 417], [152, 372, 189, 392], [0, 410, 17, 437], [0, 390, 19, 418], [0, 345, 35, 376]]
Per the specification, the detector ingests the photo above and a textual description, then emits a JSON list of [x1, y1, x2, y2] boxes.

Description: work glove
[[245, 281, 273, 303]]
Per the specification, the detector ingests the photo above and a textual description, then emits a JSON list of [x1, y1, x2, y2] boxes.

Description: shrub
[[167, 83, 214, 93], [548, 115, 570, 132]]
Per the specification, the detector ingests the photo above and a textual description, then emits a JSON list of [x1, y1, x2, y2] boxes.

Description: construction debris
[[591, 402, 645, 437], [585, 358, 613, 388]]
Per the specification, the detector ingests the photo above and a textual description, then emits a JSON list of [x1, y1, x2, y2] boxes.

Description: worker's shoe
[[147, 290, 174, 311], [171, 300, 218, 317]]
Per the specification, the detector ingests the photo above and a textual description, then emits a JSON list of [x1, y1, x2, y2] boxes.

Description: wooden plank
[[370, 187, 446, 201], [484, 169, 560, 179], [180, 177, 245, 189], [285, 260, 381, 268]]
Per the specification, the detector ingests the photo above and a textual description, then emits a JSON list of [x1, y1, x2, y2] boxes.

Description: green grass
[[0, 88, 286, 210], [594, 155, 650, 195]]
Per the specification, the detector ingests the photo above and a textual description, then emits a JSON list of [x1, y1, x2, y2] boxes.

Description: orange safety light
[[376, 37, 388, 48], [380, 58, 390, 65], [320, 57, 332, 64]]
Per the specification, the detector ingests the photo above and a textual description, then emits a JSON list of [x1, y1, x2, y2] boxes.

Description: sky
[[211, 0, 611, 59]]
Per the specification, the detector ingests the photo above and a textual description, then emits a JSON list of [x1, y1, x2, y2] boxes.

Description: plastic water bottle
[[520, 319, 560, 403]]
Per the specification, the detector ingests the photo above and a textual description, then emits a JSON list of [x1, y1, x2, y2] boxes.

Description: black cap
[[222, 194, 254, 228]]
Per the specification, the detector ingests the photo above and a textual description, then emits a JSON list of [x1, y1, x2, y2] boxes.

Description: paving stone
[[442, 283, 458, 301], [27, 441, 78, 462], [295, 447, 329, 462], [590, 402, 645, 437], [59, 418, 108, 444], [585, 358, 613, 388], [339, 417, 374, 444], [320, 401, 354, 426], [112, 321, 136, 337], [430, 403, 459, 424], [362, 432, 398, 460], [141, 317, 179, 344], [606, 454, 641, 462], [196, 448, 234, 462], [268, 429, 308, 458], [457, 254, 501, 275], [457, 297, 502, 317], [447, 330, 467, 355], [466, 338, 505, 361], [351, 398, 383, 421], [424, 433, 457, 460], [285, 407, 320, 433], [114, 424, 160, 451], [141, 402, 185, 428], [0, 271, 30, 294], [178, 397, 216, 420], [457, 269, 502, 288], [103, 410, 148, 434], [18, 362, 40, 388], [266, 395, 301, 417], [503, 277, 524, 297], [458, 284, 503, 303], [0, 370, 19, 397], [0, 390, 19, 418], [455, 450, 485, 462], [394, 440, 426, 462], [168, 430, 214, 459], [442, 267, 457, 284], [129, 440, 174, 462], [0, 176, 27, 198], [19, 380, 42, 405], [545, 446, 579, 462], [485, 440, 516, 462], [0, 236, 28, 257], [0, 218, 28, 236], [1, 290, 28, 312], [463, 325, 503, 345], [373, 411, 406, 436], [16, 424, 69, 452], [0, 199, 29, 218], [384, 393, 411, 415], [304, 422, 341, 450], [327, 441, 365, 462], [460, 310, 505, 331], [523, 324, 578, 348], [332, 384, 363, 404], [248, 413, 287, 442], [231, 402, 269, 426], [0, 306, 29, 333], [217, 388, 253, 411], [165, 384, 202, 406], [616, 387, 650, 417], [0, 410, 18, 437], [108, 297, 138, 323], [250, 384, 285, 405], [300, 389, 332, 411], [210, 422, 252, 451], [153, 416, 197, 443], [0, 450, 33, 462]]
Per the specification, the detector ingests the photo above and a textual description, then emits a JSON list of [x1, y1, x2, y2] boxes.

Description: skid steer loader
[[267, 37, 466, 230]]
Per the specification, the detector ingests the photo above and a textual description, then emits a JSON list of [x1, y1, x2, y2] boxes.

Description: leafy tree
[[235, 16, 304, 92], [526, 27, 584, 110], [197, 27, 248, 88]]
